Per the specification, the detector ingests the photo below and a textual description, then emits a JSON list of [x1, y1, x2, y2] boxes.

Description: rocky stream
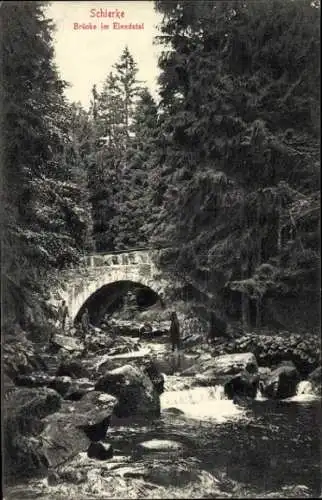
[[3, 315, 321, 499]]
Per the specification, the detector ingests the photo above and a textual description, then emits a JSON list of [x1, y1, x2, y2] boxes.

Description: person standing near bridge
[[80, 307, 90, 340], [169, 311, 181, 352], [59, 300, 69, 332]]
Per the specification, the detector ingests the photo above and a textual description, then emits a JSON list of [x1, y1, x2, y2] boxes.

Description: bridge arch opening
[[74, 280, 161, 327]]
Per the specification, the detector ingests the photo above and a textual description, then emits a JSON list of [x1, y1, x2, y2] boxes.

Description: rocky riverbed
[[3, 322, 321, 498]]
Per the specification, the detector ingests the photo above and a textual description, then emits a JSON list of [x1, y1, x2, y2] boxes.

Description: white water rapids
[[161, 385, 247, 422], [160, 379, 319, 422]]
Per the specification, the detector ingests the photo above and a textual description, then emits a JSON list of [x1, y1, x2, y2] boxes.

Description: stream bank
[[3, 318, 321, 499]]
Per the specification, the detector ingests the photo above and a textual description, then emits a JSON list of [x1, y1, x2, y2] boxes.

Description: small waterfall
[[286, 380, 318, 402], [296, 380, 314, 395], [161, 385, 246, 422], [255, 381, 268, 401]]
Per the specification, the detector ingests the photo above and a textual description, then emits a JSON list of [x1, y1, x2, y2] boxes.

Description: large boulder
[[15, 372, 56, 388], [224, 372, 260, 400], [51, 334, 84, 353], [37, 352, 61, 375], [308, 365, 321, 384], [14, 372, 95, 399], [3, 373, 15, 396], [261, 361, 300, 399], [3, 387, 62, 483], [210, 352, 258, 375], [38, 391, 117, 468], [142, 359, 165, 395], [95, 364, 161, 419], [84, 330, 115, 354], [56, 359, 90, 379], [15, 372, 72, 397], [63, 378, 95, 401], [308, 366, 321, 395], [190, 352, 258, 386], [181, 352, 258, 380], [3, 330, 47, 380]]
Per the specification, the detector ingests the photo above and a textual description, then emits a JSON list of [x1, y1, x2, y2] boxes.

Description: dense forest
[[1, 0, 320, 338]]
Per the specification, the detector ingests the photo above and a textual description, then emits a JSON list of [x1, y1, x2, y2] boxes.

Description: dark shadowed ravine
[[4, 339, 321, 499]]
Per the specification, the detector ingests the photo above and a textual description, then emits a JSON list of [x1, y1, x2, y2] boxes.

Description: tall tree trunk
[[240, 191, 250, 330], [277, 197, 282, 265], [241, 292, 249, 330], [255, 295, 262, 329], [241, 256, 250, 330]]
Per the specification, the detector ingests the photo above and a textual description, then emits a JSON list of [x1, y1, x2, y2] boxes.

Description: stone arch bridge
[[49, 248, 171, 325]]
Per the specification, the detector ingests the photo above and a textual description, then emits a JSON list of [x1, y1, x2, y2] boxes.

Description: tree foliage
[[88, 48, 158, 250], [1, 2, 94, 329], [152, 0, 320, 330]]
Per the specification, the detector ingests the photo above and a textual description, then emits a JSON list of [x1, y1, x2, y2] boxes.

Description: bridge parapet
[[81, 249, 153, 268]]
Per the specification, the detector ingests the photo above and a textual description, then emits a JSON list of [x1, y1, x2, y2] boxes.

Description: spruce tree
[[88, 47, 144, 251], [114, 88, 160, 248], [1, 1, 94, 330], [154, 0, 320, 331]]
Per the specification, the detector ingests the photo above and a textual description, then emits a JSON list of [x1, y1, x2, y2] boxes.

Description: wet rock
[[197, 353, 213, 363], [224, 372, 260, 399], [56, 359, 90, 379], [4, 387, 62, 434], [49, 376, 73, 396], [38, 391, 117, 468], [72, 391, 117, 430], [14, 372, 55, 389], [63, 378, 95, 400], [51, 334, 84, 353], [3, 373, 15, 395], [211, 352, 258, 375], [180, 364, 200, 376], [139, 322, 153, 339], [87, 441, 113, 460], [108, 345, 129, 356], [109, 319, 141, 337], [47, 469, 60, 486], [78, 416, 111, 442], [308, 365, 321, 384], [95, 364, 161, 419], [308, 366, 321, 395], [162, 407, 185, 416], [143, 460, 199, 488], [190, 352, 258, 383], [182, 334, 204, 348], [37, 353, 61, 375], [3, 331, 47, 380], [58, 469, 87, 484], [258, 366, 272, 379], [84, 331, 115, 353], [138, 439, 184, 452], [193, 372, 218, 386], [142, 359, 165, 395], [39, 414, 91, 469], [4, 387, 62, 483], [261, 361, 300, 399], [14, 372, 95, 399]]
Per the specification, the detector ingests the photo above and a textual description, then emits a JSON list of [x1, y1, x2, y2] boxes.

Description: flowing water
[[5, 341, 321, 499], [107, 366, 321, 498]]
